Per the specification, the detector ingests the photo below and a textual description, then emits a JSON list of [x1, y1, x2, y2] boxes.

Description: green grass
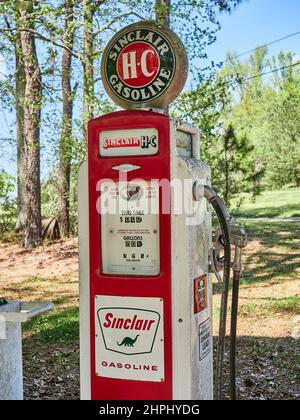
[[0, 231, 20, 244], [236, 188, 300, 218], [238, 297, 300, 317], [240, 220, 300, 285], [24, 307, 79, 345], [263, 296, 300, 315]]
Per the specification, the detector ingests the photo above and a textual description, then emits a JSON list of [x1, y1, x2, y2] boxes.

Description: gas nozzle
[[195, 182, 248, 400], [195, 183, 232, 400], [230, 224, 248, 274], [229, 225, 248, 400], [209, 223, 248, 280], [230, 224, 248, 249]]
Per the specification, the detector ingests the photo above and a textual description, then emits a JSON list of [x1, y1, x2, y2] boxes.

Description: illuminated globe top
[[101, 20, 189, 109]]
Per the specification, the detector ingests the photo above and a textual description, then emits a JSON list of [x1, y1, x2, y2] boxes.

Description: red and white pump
[[78, 20, 247, 401]]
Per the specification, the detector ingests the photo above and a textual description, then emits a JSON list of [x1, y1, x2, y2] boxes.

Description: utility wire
[[235, 60, 300, 84], [200, 29, 300, 72], [193, 60, 300, 99], [230, 30, 300, 61]]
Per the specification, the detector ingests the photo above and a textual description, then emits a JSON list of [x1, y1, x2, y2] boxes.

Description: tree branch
[[1, 26, 82, 61], [93, 11, 144, 38]]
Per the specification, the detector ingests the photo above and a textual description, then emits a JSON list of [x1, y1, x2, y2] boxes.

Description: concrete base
[[0, 322, 23, 400], [0, 300, 53, 400]]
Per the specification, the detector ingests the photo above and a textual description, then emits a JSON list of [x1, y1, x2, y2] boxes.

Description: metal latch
[[230, 225, 248, 273], [209, 224, 248, 281]]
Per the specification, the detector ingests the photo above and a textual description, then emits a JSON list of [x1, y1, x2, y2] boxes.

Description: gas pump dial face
[[100, 180, 160, 276]]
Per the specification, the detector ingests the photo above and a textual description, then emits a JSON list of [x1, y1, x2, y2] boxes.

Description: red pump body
[[88, 110, 173, 400]]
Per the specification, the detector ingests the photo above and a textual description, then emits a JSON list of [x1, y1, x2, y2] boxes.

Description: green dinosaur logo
[[117, 335, 140, 348], [97, 306, 161, 356]]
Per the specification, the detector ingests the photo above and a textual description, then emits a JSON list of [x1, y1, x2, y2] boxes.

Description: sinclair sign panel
[[99, 127, 159, 157], [101, 21, 188, 109], [95, 296, 164, 382]]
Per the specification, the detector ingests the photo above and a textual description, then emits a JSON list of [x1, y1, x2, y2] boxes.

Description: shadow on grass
[[236, 203, 300, 219], [212, 222, 300, 291], [239, 222, 300, 286], [243, 221, 300, 246], [242, 251, 300, 285]]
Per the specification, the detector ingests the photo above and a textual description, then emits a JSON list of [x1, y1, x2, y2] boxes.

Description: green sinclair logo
[[117, 335, 140, 348], [97, 308, 160, 356]]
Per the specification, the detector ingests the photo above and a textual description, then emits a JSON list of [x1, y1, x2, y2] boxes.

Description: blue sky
[[205, 0, 300, 66], [1, 0, 300, 178]]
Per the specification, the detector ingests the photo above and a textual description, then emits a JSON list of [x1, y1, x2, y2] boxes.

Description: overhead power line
[[237, 60, 300, 84], [189, 60, 300, 100], [200, 29, 300, 72], [230, 29, 300, 61], [205, 60, 300, 97]]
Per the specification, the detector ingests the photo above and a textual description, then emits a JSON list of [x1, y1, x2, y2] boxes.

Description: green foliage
[[220, 49, 300, 190], [0, 0, 247, 236], [212, 124, 263, 208], [259, 80, 300, 188], [0, 171, 16, 233], [0, 171, 14, 201], [173, 75, 263, 209], [176, 47, 300, 205]]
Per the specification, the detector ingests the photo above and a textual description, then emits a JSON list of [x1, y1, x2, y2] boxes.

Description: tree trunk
[[15, 25, 26, 232], [83, 0, 94, 124], [155, 0, 171, 26], [156, 0, 171, 114], [58, 0, 74, 238], [19, 0, 42, 248]]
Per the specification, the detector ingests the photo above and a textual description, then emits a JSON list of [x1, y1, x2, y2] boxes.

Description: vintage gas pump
[[78, 21, 247, 401]]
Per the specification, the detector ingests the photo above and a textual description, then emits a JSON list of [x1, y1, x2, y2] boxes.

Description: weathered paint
[[0, 322, 23, 400]]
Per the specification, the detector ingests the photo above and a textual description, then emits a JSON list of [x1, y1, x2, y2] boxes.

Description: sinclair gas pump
[[78, 21, 247, 401]]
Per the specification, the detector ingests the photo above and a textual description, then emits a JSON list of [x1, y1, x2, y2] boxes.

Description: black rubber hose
[[230, 269, 241, 400], [204, 190, 231, 401]]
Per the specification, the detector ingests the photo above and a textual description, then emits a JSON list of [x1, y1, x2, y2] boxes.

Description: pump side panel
[[170, 121, 213, 400], [88, 111, 172, 400], [79, 162, 91, 400]]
